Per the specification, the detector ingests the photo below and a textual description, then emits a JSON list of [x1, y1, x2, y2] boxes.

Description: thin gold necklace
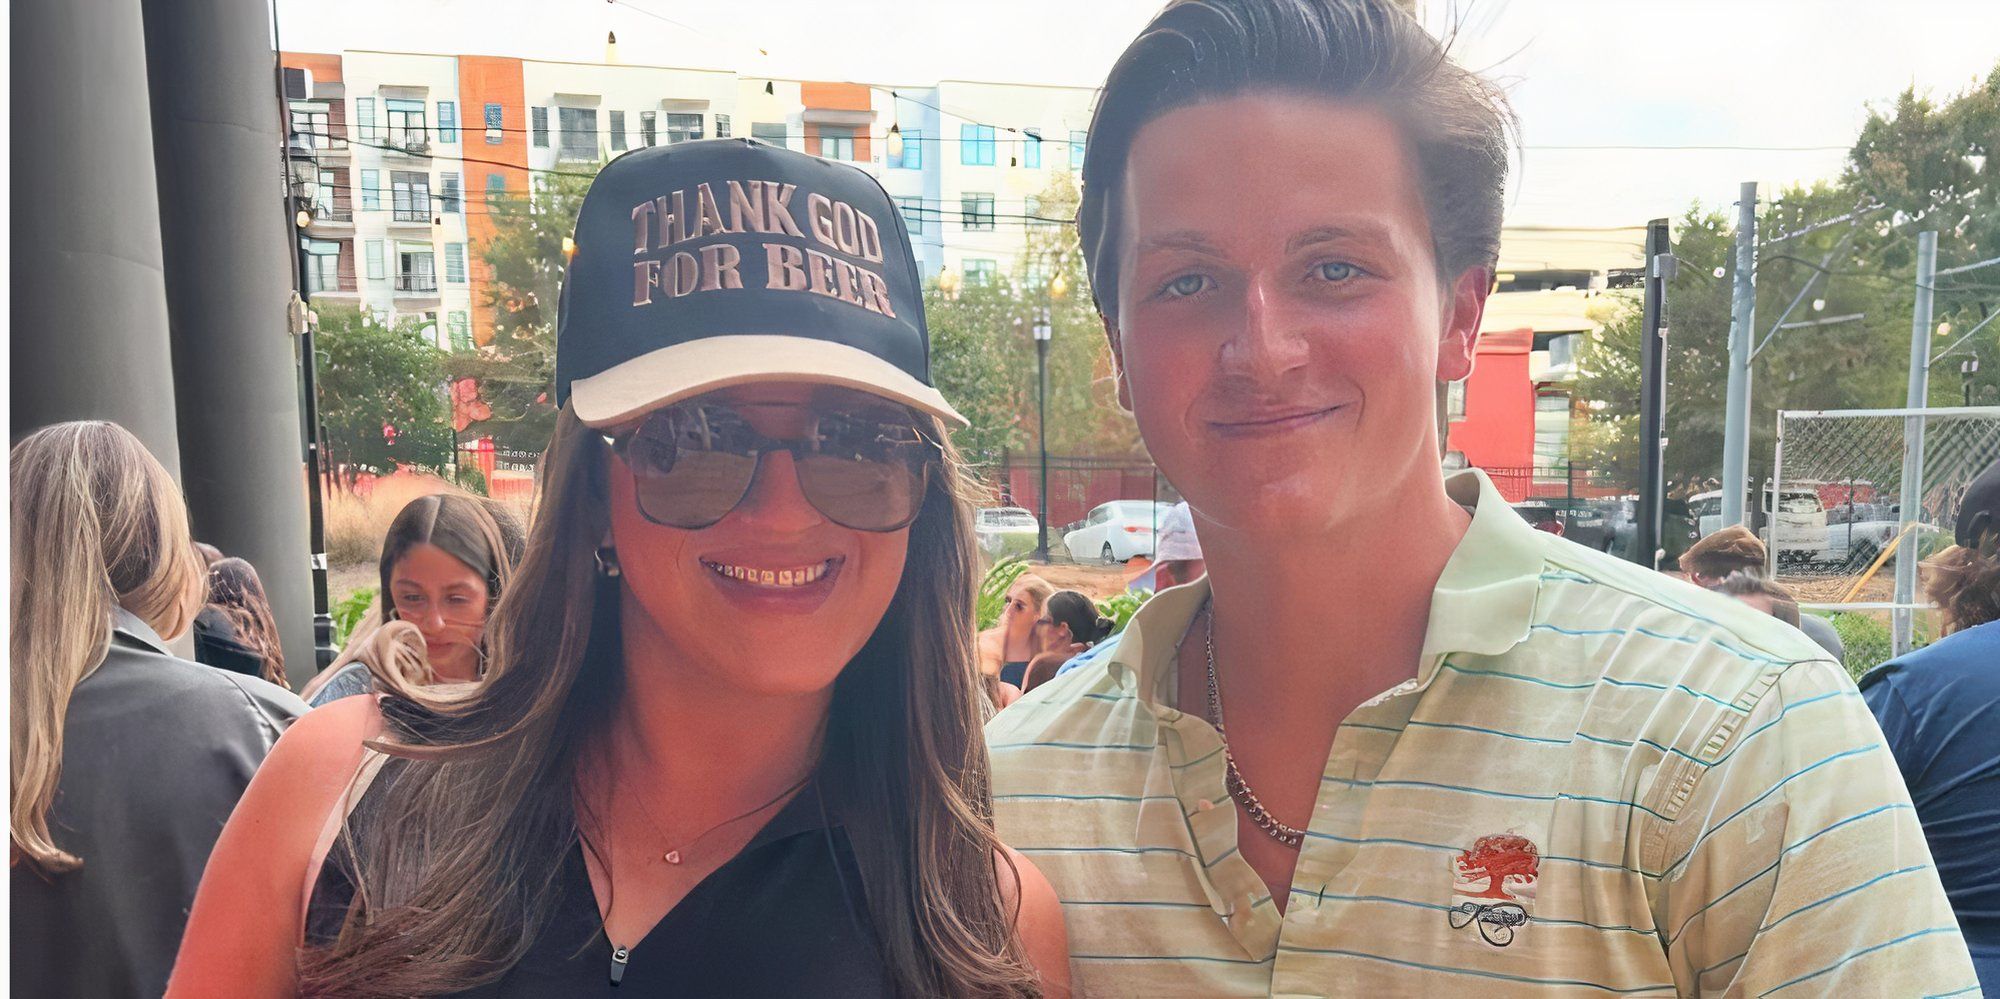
[[612, 748, 815, 865]]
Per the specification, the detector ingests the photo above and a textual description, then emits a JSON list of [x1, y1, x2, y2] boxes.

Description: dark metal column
[[141, 0, 316, 683], [11, 0, 183, 468], [1635, 218, 1673, 568]]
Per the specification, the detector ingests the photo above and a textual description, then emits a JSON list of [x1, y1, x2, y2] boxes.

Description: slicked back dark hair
[[1077, 0, 1515, 321]]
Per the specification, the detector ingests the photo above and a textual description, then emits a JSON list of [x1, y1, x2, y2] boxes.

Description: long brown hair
[[299, 408, 1037, 997], [11, 422, 206, 873], [205, 557, 288, 688], [1924, 543, 2000, 636]]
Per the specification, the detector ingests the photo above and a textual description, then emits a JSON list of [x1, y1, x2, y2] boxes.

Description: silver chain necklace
[[1202, 601, 1306, 849]]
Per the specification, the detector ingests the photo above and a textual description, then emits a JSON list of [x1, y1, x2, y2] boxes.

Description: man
[[1683, 525, 1844, 657], [1863, 460, 2000, 993], [985, 0, 1977, 994]]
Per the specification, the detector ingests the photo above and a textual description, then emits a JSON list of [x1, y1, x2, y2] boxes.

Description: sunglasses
[[603, 394, 940, 532]]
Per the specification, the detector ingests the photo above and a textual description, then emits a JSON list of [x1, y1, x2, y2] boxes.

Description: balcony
[[307, 204, 353, 231], [394, 273, 438, 294], [383, 127, 432, 159]]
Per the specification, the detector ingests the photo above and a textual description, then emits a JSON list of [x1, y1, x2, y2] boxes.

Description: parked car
[[1063, 500, 1174, 564], [974, 507, 1040, 558], [1690, 486, 1830, 564]]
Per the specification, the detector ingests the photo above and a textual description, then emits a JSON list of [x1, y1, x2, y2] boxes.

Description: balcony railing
[[394, 274, 438, 294], [390, 206, 431, 223], [311, 204, 353, 224]]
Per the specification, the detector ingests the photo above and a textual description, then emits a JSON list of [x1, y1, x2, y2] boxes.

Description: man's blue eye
[[1315, 262, 1359, 282], [1164, 274, 1210, 297]]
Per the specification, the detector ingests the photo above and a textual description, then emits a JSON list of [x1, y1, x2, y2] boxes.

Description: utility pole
[[1721, 181, 1757, 529], [1893, 230, 1937, 657], [1635, 218, 1673, 568], [1032, 309, 1053, 562]]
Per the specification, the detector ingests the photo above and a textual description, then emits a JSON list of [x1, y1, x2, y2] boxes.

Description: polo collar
[[1104, 468, 1545, 705], [1420, 468, 1546, 661]]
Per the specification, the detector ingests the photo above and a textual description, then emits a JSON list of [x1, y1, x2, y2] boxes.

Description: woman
[[1021, 591, 1116, 694], [170, 139, 1066, 997], [12, 422, 307, 999], [977, 574, 1053, 690], [302, 493, 525, 706], [196, 556, 289, 688]]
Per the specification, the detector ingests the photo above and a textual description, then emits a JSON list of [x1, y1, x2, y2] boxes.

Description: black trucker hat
[[554, 138, 964, 428], [1957, 460, 2000, 550]]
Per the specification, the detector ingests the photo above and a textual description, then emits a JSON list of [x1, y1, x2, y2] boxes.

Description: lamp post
[[1963, 356, 1981, 407], [1032, 308, 1053, 562], [285, 133, 338, 669]]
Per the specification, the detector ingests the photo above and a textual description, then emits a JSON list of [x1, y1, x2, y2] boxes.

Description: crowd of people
[[11, 0, 1999, 995]]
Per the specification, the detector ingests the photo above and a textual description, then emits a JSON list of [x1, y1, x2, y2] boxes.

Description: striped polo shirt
[[987, 469, 1978, 997]]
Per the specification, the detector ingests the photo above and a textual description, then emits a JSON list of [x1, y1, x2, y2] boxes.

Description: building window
[[961, 124, 995, 166], [666, 113, 704, 144], [301, 238, 342, 295], [1534, 393, 1572, 469], [609, 110, 627, 152], [1069, 129, 1087, 169], [964, 259, 998, 287], [390, 170, 431, 222], [557, 107, 598, 160], [447, 311, 471, 351], [385, 98, 428, 148], [639, 111, 658, 147], [961, 193, 995, 231], [818, 126, 854, 161], [1446, 379, 1467, 422], [365, 240, 385, 280], [531, 106, 549, 147], [752, 122, 788, 149], [486, 174, 506, 206], [397, 248, 437, 293], [484, 102, 504, 144], [290, 102, 340, 153], [439, 172, 461, 214], [896, 196, 924, 235], [715, 113, 732, 138], [359, 169, 381, 211], [893, 129, 923, 169], [445, 242, 467, 284], [1547, 332, 1578, 370], [1023, 129, 1041, 169], [314, 167, 345, 221], [355, 97, 376, 141], [1024, 195, 1043, 226], [436, 101, 458, 143]]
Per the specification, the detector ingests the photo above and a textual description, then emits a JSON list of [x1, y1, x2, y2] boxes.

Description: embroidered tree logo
[[1454, 833, 1540, 900]]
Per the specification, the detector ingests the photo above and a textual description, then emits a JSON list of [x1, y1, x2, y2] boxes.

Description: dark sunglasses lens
[[624, 408, 759, 529], [794, 453, 927, 531]]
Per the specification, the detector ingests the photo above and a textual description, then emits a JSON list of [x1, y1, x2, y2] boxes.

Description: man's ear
[[1436, 266, 1491, 384], [1104, 313, 1133, 412]]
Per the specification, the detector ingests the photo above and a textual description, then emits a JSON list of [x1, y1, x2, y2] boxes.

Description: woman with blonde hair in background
[[11, 421, 307, 999], [978, 574, 1053, 690]]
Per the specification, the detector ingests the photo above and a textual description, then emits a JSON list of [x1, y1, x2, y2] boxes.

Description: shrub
[[322, 471, 454, 568], [332, 585, 379, 648], [1827, 612, 1893, 681], [1095, 590, 1152, 636]]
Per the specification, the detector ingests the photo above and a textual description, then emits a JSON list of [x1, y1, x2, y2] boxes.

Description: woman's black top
[[306, 763, 893, 997], [999, 660, 1030, 688]]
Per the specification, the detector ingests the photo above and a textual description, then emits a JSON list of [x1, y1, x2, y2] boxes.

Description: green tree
[[447, 166, 599, 450], [314, 305, 450, 483]]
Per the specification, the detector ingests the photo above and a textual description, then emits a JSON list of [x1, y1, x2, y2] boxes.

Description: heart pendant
[[663, 850, 682, 864]]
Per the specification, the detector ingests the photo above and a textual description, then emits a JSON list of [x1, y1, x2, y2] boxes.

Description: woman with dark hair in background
[[170, 139, 1066, 998], [198, 557, 289, 688], [11, 422, 306, 999], [1863, 461, 2000, 994], [301, 493, 525, 707], [1020, 591, 1115, 694]]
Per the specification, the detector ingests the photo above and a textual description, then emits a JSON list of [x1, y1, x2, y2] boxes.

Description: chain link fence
[[1769, 409, 2000, 629]]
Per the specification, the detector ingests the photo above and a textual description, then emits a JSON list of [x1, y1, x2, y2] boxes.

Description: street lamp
[[284, 131, 339, 670], [1031, 308, 1053, 562]]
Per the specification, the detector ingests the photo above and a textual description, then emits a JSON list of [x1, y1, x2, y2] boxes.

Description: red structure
[[1446, 328, 1536, 476]]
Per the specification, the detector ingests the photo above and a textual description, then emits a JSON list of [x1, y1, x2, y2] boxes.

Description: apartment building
[[281, 47, 1099, 348]]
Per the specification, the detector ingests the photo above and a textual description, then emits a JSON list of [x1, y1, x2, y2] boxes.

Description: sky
[[276, 0, 2000, 227]]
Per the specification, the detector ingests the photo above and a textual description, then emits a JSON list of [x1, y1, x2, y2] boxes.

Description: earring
[[595, 546, 622, 578]]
